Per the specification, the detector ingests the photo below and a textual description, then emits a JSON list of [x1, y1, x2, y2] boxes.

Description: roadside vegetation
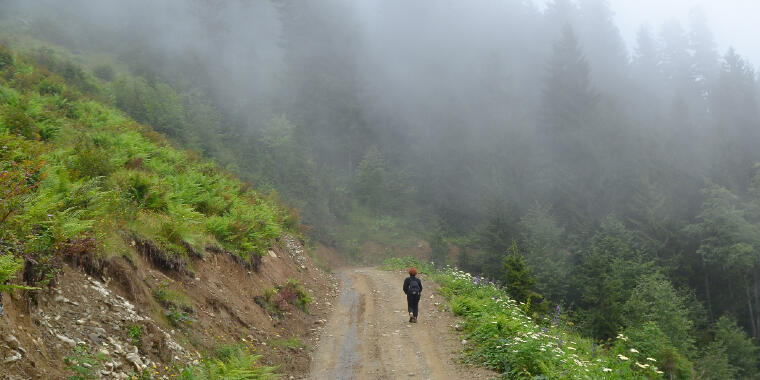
[[0, 43, 294, 294], [254, 278, 313, 319], [385, 257, 684, 379], [63, 342, 279, 380]]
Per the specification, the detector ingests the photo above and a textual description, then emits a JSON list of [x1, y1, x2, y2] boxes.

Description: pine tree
[[503, 242, 537, 306], [538, 24, 598, 230], [519, 203, 568, 301], [708, 48, 760, 189], [689, 8, 719, 87], [576, 0, 628, 92]]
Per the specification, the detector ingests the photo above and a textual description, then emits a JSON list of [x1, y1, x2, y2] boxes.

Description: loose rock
[[125, 352, 144, 371], [3, 351, 22, 364], [56, 334, 77, 347]]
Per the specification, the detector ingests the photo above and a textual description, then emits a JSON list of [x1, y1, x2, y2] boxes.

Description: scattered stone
[[125, 352, 144, 371], [92, 327, 107, 336], [4, 351, 22, 364], [454, 324, 463, 331], [461, 339, 467, 345], [4, 334, 20, 349], [56, 334, 76, 347], [54, 295, 66, 303], [87, 333, 101, 345]]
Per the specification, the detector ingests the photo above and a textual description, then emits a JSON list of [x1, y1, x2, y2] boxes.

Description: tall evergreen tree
[[538, 25, 598, 230]]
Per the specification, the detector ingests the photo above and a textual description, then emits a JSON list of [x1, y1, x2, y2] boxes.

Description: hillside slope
[[0, 45, 338, 379]]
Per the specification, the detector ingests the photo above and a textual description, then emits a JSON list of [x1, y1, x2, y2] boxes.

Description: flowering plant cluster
[[383, 257, 665, 379]]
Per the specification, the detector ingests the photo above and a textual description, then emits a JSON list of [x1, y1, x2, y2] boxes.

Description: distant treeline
[[3, 1, 759, 377]]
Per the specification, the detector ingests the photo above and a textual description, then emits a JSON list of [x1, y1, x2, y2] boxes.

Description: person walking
[[403, 267, 423, 323]]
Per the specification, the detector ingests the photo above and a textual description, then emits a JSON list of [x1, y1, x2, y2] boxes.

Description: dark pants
[[407, 294, 420, 318]]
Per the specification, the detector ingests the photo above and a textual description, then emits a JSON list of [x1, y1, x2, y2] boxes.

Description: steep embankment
[[0, 45, 340, 379], [2, 235, 338, 379]]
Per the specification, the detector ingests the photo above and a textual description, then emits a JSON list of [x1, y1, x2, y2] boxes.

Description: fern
[[0, 254, 36, 291], [181, 349, 279, 380]]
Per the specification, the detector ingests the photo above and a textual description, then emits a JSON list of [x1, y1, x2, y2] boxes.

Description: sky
[[536, 0, 760, 67]]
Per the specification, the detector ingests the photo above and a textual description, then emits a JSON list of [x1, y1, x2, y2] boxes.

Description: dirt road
[[309, 268, 495, 380]]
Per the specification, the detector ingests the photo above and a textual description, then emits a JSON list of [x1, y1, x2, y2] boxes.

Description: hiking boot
[[411, 316, 417, 323], [409, 316, 414, 323]]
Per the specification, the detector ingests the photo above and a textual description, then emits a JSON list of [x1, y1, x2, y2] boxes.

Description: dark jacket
[[403, 275, 423, 295]]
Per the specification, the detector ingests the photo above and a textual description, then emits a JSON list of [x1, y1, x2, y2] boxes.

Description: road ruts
[[309, 268, 496, 380]]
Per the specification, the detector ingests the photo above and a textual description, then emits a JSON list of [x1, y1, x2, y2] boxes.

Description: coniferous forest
[[2, 0, 760, 377]]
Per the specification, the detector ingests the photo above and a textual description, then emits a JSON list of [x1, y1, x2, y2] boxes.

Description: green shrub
[[254, 279, 312, 318], [120, 172, 167, 211], [0, 46, 13, 69], [68, 140, 115, 178], [0, 254, 34, 292], [64, 343, 107, 380], [206, 203, 283, 259], [166, 308, 195, 327], [93, 64, 115, 82], [153, 281, 194, 312], [0, 85, 20, 106], [179, 346, 278, 380], [283, 278, 312, 313], [127, 324, 142, 346], [38, 78, 63, 95], [2, 101, 38, 139]]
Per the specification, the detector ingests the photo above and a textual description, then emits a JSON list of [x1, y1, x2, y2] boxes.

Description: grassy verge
[[382, 257, 665, 379]]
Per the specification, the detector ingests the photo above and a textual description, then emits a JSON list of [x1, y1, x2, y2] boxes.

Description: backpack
[[408, 278, 421, 295]]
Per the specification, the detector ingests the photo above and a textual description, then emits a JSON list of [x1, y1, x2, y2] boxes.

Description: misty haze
[[1, 1, 759, 379]]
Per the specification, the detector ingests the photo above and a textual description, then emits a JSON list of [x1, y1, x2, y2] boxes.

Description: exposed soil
[[2, 238, 496, 380], [0, 234, 339, 380], [309, 268, 496, 380]]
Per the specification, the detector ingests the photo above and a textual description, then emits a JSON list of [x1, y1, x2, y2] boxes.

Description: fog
[[598, 0, 760, 65], [2, 0, 758, 238], [4, 0, 760, 366]]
